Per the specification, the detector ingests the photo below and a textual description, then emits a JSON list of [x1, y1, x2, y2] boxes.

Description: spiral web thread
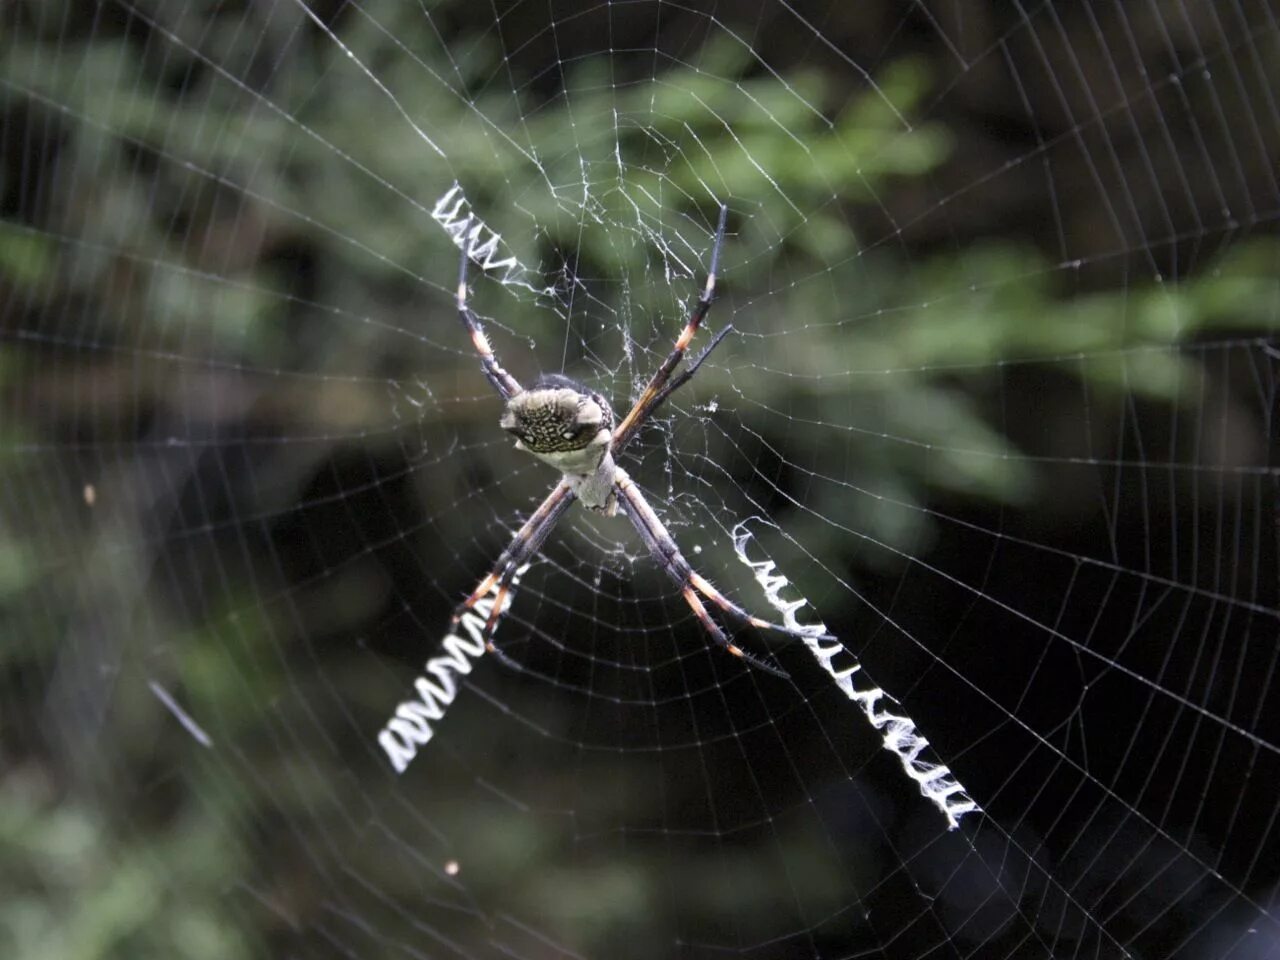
[[3, 2, 1278, 958]]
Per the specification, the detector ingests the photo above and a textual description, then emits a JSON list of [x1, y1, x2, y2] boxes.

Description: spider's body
[[450, 204, 811, 678], [500, 375, 618, 514]]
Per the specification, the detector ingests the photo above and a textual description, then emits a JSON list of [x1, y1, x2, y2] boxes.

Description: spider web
[[3, 1, 1278, 958]]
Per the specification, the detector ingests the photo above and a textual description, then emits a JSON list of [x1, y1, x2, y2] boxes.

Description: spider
[[450, 205, 803, 679]]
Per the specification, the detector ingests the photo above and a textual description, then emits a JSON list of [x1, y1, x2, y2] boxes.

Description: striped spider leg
[[450, 204, 807, 677]]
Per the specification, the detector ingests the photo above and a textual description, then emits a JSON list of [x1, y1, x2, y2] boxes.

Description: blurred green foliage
[[0, 772, 249, 960], [2, 1, 1277, 957]]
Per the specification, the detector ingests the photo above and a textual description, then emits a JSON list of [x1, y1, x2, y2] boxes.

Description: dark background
[[2, 2, 1278, 958]]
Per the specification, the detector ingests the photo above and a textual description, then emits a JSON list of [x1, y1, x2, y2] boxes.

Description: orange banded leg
[[613, 204, 730, 451], [631, 324, 735, 451], [689, 572, 786, 634], [680, 586, 762, 668], [479, 573, 523, 671], [457, 244, 523, 400], [614, 470, 790, 679], [450, 480, 576, 665], [686, 571, 832, 640]]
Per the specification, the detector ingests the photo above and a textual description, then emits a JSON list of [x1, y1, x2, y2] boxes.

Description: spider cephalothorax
[[450, 203, 813, 678], [500, 374, 618, 514], [500, 374, 612, 453]]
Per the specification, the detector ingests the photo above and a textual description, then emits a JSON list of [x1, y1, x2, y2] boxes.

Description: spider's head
[[500, 375, 614, 463]]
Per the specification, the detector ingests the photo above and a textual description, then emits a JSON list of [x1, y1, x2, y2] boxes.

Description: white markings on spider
[[731, 523, 981, 831], [378, 566, 526, 774]]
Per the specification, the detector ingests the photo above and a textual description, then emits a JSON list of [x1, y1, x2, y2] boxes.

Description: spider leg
[[639, 323, 734, 430], [687, 571, 832, 641], [478, 554, 539, 669], [679, 585, 789, 679], [613, 204, 729, 451], [480, 567, 526, 672], [451, 480, 576, 666], [457, 245, 524, 400], [614, 469, 790, 679]]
